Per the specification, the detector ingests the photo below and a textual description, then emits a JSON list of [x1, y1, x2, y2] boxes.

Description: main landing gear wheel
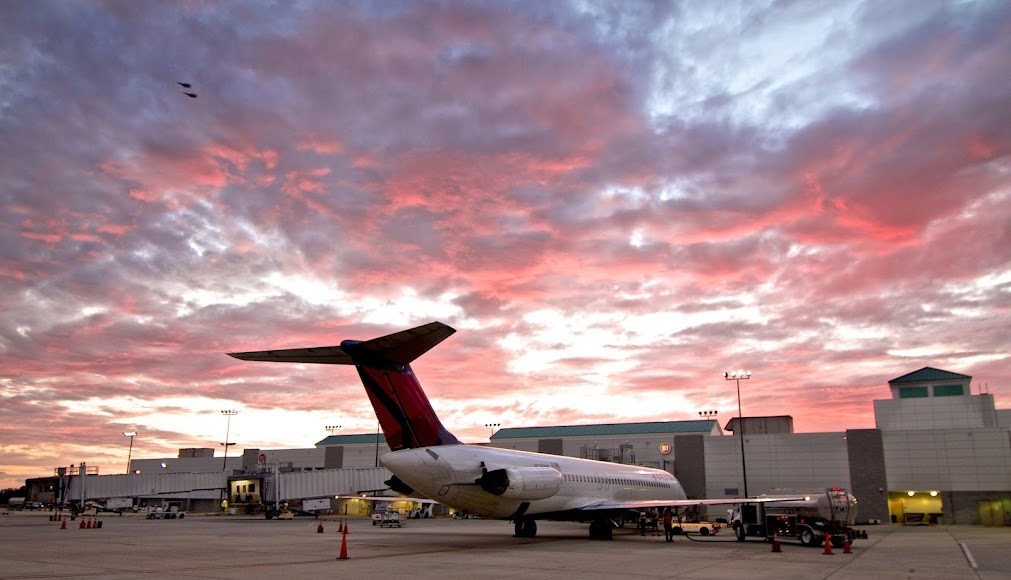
[[514, 519, 537, 538], [589, 519, 613, 540]]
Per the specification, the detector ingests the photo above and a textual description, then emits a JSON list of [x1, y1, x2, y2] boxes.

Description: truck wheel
[[831, 536, 845, 548], [799, 527, 815, 547], [699, 527, 710, 536], [735, 524, 746, 542]]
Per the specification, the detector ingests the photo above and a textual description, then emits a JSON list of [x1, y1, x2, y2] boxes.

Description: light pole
[[484, 423, 501, 438], [723, 370, 751, 498], [221, 410, 238, 471], [326, 425, 342, 435], [698, 410, 718, 421], [123, 432, 137, 474]]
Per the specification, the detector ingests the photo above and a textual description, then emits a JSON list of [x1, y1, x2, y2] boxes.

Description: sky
[[2, 0, 1009, 490]]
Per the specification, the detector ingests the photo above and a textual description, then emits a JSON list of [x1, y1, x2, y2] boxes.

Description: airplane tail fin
[[229, 321, 461, 450]]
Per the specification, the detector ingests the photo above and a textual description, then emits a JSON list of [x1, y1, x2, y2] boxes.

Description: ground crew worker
[[663, 507, 675, 542]]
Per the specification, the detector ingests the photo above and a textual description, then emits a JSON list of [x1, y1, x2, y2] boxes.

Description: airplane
[[229, 321, 798, 540]]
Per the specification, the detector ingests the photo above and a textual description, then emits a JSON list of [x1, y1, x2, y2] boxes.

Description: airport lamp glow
[[724, 370, 752, 498], [123, 432, 137, 474]]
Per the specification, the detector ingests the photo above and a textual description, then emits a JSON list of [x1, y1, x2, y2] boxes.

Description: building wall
[[490, 432, 713, 470], [325, 442, 391, 468], [944, 492, 1011, 525], [132, 457, 240, 474], [882, 428, 1011, 491], [703, 432, 852, 499], [672, 434, 706, 499], [874, 394, 997, 430], [846, 429, 890, 523]]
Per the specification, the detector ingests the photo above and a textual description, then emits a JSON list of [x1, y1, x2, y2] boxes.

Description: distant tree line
[[1, 486, 29, 503]]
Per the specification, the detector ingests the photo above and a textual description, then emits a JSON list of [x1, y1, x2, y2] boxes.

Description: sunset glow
[[1, 1, 1008, 489]]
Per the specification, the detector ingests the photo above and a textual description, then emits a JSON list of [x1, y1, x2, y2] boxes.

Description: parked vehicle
[[731, 487, 862, 547], [671, 520, 721, 536], [372, 509, 404, 527], [145, 506, 186, 519]]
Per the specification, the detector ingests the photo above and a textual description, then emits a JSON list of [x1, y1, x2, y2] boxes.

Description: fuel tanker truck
[[730, 487, 863, 547]]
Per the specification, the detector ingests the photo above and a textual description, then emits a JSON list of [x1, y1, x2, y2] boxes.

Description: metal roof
[[315, 433, 387, 446], [888, 367, 971, 384], [490, 420, 717, 440]]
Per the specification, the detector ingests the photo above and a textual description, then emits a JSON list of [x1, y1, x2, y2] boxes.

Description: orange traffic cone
[[60, 520, 67, 529], [338, 520, 343, 533], [843, 537, 852, 554], [337, 529, 349, 560], [771, 535, 781, 553], [79, 519, 86, 529], [317, 523, 324, 533], [823, 534, 834, 555]]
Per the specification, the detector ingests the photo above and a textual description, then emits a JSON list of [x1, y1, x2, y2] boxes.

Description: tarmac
[[1, 511, 1009, 579]]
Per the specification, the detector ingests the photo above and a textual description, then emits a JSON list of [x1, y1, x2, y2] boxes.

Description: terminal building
[[25, 367, 1011, 525]]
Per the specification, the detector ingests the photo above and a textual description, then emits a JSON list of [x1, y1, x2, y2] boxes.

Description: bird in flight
[[177, 82, 197, 97]]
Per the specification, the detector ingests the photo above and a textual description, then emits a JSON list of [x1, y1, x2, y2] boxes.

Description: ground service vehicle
[[673, 521, 721, 536], [372, 509, 404, 527], [731, 488, 861, 547], [145, 506, 185, 519]]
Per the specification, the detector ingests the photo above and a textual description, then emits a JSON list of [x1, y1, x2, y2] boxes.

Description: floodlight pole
[[123, 432, 137, 474], [484, 423, 501, 439], [724, 370, 751, 498]]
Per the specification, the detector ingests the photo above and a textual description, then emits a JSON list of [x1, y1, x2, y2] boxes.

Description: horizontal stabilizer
[[228, 321, 456, 368], [228, 345, 352, 365]]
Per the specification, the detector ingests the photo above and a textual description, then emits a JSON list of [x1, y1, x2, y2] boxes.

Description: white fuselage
[[381, 444, 687, 519]]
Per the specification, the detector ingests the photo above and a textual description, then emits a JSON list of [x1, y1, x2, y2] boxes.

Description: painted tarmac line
[[958, 541, 978, 569]]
